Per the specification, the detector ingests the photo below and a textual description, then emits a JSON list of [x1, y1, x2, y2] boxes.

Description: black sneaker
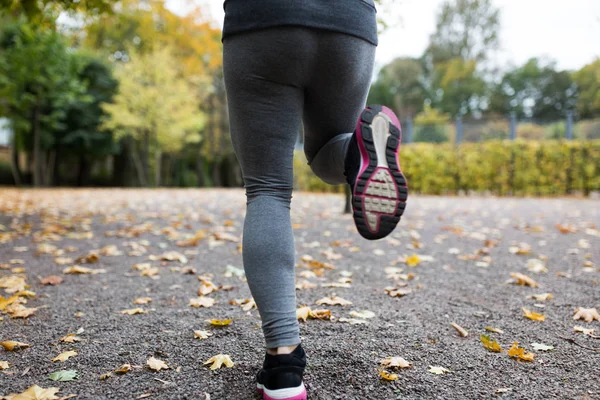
[[256, 344, 307, 400], [345, 105, 408, 240]]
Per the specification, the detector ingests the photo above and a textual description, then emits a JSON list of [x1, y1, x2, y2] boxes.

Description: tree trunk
[[131, 148, 147, 186], [196, 152, 205, 187], [9, 135, 22, 186], [142, 131, 150, 187], [45, 150, 56, 186], [32, 106, 41, 187], [155, 149, 162, 187], [77, 154, 90, 186], [211, 156, 222, 187]]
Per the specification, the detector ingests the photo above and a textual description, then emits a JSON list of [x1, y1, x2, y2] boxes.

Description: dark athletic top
[[222, 0, 378, 46]]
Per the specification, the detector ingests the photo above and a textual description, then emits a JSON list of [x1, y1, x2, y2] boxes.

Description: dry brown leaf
[[7, 304, 39, 318], [527, 293, 553, 301], [315, 296, 352, 306], [76, 252, 100, 264], [147, 356, 169, 371], [508, 242, 532, 255], [63, 265, 106, 275], [428, 366, 450, 374], [198, 280, 219, 296], [133, 297, 152, 305], [100, 245, 122, 256], [53, 257, 73, 265], [0, 294, 25, 311], [507, 342, 534, 362], [480, 335, 502, 352], [574, 326, 597, 337], [485, 326, 504, 334], [573, 307, 600, 323], [149, 251, 188, 263], [140, 267, 159, 277], [99, 372, 112, 380], [194, 330, 213, 340], [522, 307, 545, 321], [296, 306, 311, 322], [132, 263, 152, 271], [384, 287, 412, 297], [509, 272, 539, 287], [114, 364, 132, 374], [10, 385, 61, 400], [379, 357, 412, 369], [203, 354, 234, 370], [451, 322, 469, 337], [309, 309, 332, 320], [189, 297, 215, 308], [0, 340, 30, 351], [52, 350, 77, 363], [60, 334, 82, 343], [0, 275, 27, 293], [295, 280, 317, 290], [120, 308, 147, 315], [555, 223, 578, 234], [0, 361, 10, 370], [212, 232, 239, 242], [40, 276, 63, 286], [379, 370, 399, 381]]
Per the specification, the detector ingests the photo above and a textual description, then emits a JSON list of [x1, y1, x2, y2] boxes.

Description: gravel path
[[0, 189, 599, 400]]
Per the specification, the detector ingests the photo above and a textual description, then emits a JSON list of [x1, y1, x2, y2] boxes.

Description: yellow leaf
[[428, 366, 450, 374], [194, 330, 213, 340], [379, 370, 399, 381], [296, 306, 311, 322], [0, 275, 27, 293], [485, 326, 504, 334], [7, 305, 39, 318], [121, 308, 147, 315], [99, 372, 112, 380], [54, 257, 73, 265], [52, 350, 77, 362], [140, 267, 159, 277], [147, 356, 169, 371], [189, 297, 215, 308], [114, 364, 132, 374], [527, 293, 553, 301], [0, 340, 30, 351], [384, 287, 412, 297], [63, 265, 106, 275], [0, 360, 9, 370], [379, 357, 411, 369], [203, 354, 234, 370], [198, 280, 218, 296], [134, 297, 152, 305], [507, 342, 534, 362], [573, 307, 600, 322], [60, 334, 82, 343], [405, 254, 421, 267], [509, 272, 539, 287], [480, 335, 502, 352], [522, 307, 545, 321], [0, 294, 25, 311], [205, 319, 232, 326], [309, 309, 332, 320], [315, 296, 352, 306], [11, 385, 61, 400]]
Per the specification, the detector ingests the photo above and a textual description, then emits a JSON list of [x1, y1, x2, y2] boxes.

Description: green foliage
[[433, 57, 486, 116], [1, 0, 112, 25], [573, 59, 600, 118]]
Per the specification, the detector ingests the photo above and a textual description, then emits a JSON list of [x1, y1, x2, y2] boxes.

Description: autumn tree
[[101, 46, 202, 187], [573, 58, 600, 119]]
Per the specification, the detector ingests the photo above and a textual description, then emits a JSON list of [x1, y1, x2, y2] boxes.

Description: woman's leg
[[223, 28, 313, 350]]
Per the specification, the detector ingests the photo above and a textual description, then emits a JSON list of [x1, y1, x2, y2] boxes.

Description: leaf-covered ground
[[0, 189, 599, 400]]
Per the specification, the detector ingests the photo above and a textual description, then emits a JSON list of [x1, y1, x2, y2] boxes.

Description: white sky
[[168, 0, 600, 72]]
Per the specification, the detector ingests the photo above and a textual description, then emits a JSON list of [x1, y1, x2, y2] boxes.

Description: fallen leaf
[[1, 340, 30, 351], [0, 275, 27, 293], [194, 330, 213, 340], [379, 357, 411, 369], [76, 252, 100, 264], [384, 287, 412, 297], [451, 323, 468, 337], [315, 296, 352, 306], [99, 372, 112, 380], [349, 310, 376, 319], [428, 366, 450, 374], [205, 319, 232, 326], [338, 317, 366, 324], [573, 307, 600, 322], [574, 326, 597, 337], [147, 357, 169, 371], [379, 370, 398, 381], [527, 293, 553, 301], [212, 232, 239, 242], [224, 265, 244, 278], [7, 304, 39, 319], [0, 294, 24, 311], [507, 342, 534, 362], [40, 276, 63, 285], [63, 265, 106, 275], [134, 297, 152, 305], [509, 272, 539, 287], [203, 354, 234, 370], [10, 385, 61, 400], [555, 223, 578, 234], [509, 242, 532, 255], [485, 326, 504, 334], [309, 309, 332, 320], [526, 259, 548, 273], [54, 257, 73, 265], [0, 361, 9, 370], [522, 307, 545, 321], [296, 306, 311, 322], [404, 254, 421, 267], [60, 334, 82, 343], [52, 351, 77, 363], [480, 335, 502, 352], [48, 370, 78, 381], [140, 267, 159, 277], [189, 297, 215, 308], [114, 364, 132, 374], [121, 308, 147, 315], [198, 280, 219, 296], [149, 251, 188, 264], [100, 245, 122, 256], [531, 343, 554, 351]]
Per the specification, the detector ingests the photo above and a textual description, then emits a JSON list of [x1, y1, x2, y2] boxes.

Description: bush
[[413, 124, 448, 143]]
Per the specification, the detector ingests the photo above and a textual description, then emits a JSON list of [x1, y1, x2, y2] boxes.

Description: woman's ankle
[[267, 344, 299, 355]]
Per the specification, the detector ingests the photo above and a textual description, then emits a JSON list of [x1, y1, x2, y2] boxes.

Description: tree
[[0, 20, 87, 186], [433, 58, 487, 116], [368, 57, 426, 120], [489, 58, 578, 120], [413, 105, 451, 143], [101, 46, 202, 186], [573, 59, 600, 118], [1, 0, 113, 25], [426, 0, 500, 65]]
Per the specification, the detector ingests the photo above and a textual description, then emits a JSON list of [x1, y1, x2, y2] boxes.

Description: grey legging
[[223, 27, 376, 348]]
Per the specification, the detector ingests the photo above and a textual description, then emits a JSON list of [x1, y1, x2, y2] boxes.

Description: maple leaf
[[134, 297, 152, 305], [428, 366, 450, 374], [40, 276, 63, 285], [0, 340, 30, 351], [0, 360, 9, 370], [205, 319, 232, 326], [527, 293, 553, 301], [379, 370, 398, 381], [120, 308, 147, 315], [0, 275, 27, 293], [315, 296, 352, 306], [509, 272, 539, 287], [194, 330, 213, 340], [147, 357, 169, 371], [507, 342, 534, 362], [189, 297, 215, 308], [522, 308, 545, 321], [52, 350, 77, 362], [573, 307, 600, 322], [7, 304, 39, 318], [63, 265, 106, 275], [203, 354, 234, 370], [384, 287, 412, 297], [0, 294, 25, 311], [296, 306, 311, 322], [480, 335, 502, 352], [9, 385, 61, 400], [114, 364, 132, 374], [379, 357, 411, 369]]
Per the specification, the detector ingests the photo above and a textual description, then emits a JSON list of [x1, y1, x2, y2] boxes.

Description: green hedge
[[294, 140, 600, 196]]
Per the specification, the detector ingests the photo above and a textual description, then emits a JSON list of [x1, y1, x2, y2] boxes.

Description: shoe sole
[[257, 383, 307, 400], [352, 105, 408, 240]]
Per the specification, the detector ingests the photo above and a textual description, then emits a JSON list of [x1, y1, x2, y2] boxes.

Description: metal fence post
[[455, 116, 463, 144], [405, 116, 413, 144], [510, 112, 517, 140], [566, 110, 573, 140]]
